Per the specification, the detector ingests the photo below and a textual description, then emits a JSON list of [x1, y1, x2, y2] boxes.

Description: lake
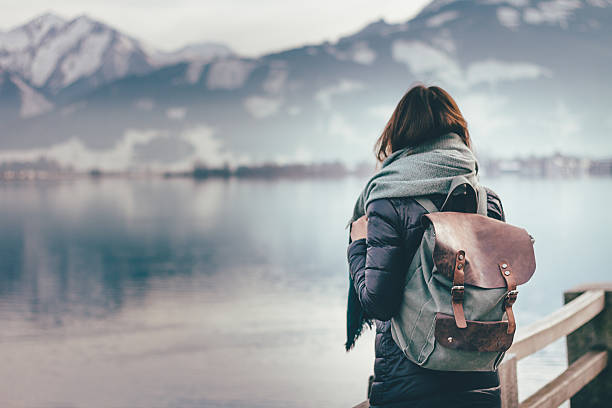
[[1, 176, 610, 407]]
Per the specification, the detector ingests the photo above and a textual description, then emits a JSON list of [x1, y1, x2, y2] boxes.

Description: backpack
[[390, 175, 536, 371]]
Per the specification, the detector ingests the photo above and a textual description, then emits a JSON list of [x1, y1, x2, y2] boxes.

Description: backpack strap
[[440, 175, 474, 211], [499, 261, 518, 334], [451, 250, 468, 328], [414, 197, 439, 214], [444, 175, 487, 214], [475, 184, 488, 216], [414, 176, 487, 215], [442, 177, 489, 330]]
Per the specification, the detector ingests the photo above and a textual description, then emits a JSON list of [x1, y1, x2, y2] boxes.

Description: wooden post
[[499, 353, 519, 408], [564, 283, 612, 407]]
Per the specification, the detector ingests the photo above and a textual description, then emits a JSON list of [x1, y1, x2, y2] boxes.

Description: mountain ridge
[[0, 12, 233, 102]]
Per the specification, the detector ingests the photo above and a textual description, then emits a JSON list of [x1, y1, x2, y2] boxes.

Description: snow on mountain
[[30, 16, 96, 87], [0, 68, 53, 119], [0, 13, 233, 105], [150, 42, 234, 66], [10, 74, 54, 118], [0, 13, 153, 101], [205, 58, 256, 90], [0, 12, 66, 53], [422, 0, 612, 29]]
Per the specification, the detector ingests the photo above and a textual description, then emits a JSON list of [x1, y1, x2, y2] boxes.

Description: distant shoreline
[[1, 153, 612, 181]]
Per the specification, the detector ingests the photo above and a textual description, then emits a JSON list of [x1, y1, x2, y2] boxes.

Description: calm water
[[1, 176, 610, 407]]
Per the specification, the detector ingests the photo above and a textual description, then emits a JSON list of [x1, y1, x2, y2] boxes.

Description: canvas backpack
[[390, 175, 536, 371]]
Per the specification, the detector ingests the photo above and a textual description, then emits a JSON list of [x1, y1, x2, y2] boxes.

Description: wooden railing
[[352, 283, 612, 408]]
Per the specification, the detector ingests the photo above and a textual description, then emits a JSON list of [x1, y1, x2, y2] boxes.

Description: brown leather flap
[[423, 212, 536, 288], [434, 313, 514, 352]]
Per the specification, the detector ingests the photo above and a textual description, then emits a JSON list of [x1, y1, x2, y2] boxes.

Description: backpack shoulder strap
[[475, 184, 488, 216], [440, 175, 489, 215], [414, 176, 488, 215], [414, 197, 439, 214], [440, 175, 473, 211]]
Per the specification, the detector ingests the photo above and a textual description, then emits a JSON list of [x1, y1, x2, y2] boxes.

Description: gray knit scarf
[[345, 132, 480, 350]]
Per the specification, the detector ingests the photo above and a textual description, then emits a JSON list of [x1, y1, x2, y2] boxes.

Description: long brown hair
[[374, 84, 471, 163]]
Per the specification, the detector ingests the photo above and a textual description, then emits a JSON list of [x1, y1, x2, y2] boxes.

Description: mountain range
[[1, 0, 611, 170]]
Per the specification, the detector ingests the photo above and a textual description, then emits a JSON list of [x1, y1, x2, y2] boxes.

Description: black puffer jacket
[[347, 189, 505, 408]]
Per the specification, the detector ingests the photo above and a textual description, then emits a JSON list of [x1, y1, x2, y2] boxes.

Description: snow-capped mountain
[[0, 13, 153, 101], [0, 13, 233, 107], [1, 1, 611, 170]]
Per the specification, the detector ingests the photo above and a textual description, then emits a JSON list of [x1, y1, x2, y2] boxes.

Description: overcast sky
[[0, 0, 431, 56]]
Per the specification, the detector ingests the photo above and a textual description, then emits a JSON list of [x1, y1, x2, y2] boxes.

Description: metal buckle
[[505, 290, 519, 306], [451, 285, 465, 301]]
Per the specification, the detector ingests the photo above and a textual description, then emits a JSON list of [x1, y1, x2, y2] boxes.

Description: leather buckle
[[451, 285, 465, 301]]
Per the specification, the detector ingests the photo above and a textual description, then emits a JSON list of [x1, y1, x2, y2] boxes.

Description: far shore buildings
[[2, 153, 612, 180], [482, 153, 612, 178]]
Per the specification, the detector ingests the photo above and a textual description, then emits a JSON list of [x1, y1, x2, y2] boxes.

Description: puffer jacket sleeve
[[485, 187, 505, 222], [347, 198, 415, 321]]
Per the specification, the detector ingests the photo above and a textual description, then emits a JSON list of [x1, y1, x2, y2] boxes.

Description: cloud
[[328, 113, 356, 142], [458, 93, 583, 156], [367, 104, 394, 121], [274, 145, 314, 165], [483, 0, 528, 6], [315, 79, 364, 110], [262, 62, 288, 93], [327, 41, 377, 65], [460, 93, 516, 143], [429, 29, 456, 53], [523, 1, 582, 28], [180, 125, 251, 167], [286, 106, 301, 116], [426, 10, 459, 28], [166, 107, 187, 120], [132, 135, 194, 163], [60, 100, 87, 116], [0, 122, 254, 170], [324, 113, 372, 163], [351, 42, 376, 65], [465, 59, 552, 86], [537, 100, 582, 150], [392, 40, 552, 89], [0, 128, 159, 170], [497, 7, 521, 29], [391, 40, 463, 87], [133, 98, 154, 111], [243, 95, 282, 119]]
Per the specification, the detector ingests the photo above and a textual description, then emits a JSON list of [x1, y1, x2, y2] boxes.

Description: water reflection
[[1, 179, 231, 323]]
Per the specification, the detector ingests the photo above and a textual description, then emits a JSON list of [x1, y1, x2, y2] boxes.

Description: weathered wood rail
[[352, 283, 611, 408]]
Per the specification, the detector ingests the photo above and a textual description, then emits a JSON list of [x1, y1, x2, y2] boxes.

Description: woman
[[346, 84, 505, 408]]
